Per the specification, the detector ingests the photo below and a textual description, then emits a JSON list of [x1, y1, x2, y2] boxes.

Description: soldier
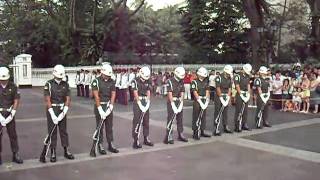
[[41, 65, 74, 163], [90, 64, 119, 157], [131, 66, 153, 149], [213, 65, 233, 136], [0, 67, 23, 165], [191, 67, 211, 140], [254, 66, 272, 128], [163, 67, 188, 144], [233, 64, 252, 132]]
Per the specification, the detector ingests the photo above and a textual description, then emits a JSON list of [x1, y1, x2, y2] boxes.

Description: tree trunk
[[242, 0, 268, 70]]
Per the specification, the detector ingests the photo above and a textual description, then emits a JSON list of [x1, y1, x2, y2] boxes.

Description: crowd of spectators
[[74, 63, 320, 114]]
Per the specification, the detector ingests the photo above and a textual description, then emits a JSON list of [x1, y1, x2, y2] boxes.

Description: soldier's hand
[[48, 108, 59, 124], [97, 106, 107, 120]]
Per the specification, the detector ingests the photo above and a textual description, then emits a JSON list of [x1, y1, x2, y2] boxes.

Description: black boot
[[133, 139, 142, 149], [193, 130, 200, 140], [0, 154, 2, 165], [108, 142, 119, 153], [12, 152, 23, 164], [224, 126, 233, 134], [178, 133, 188, 142], [50, 148, 57, 163], [98, 143, 107, 155], [163, 134, 174, 144], [201, 130, 211, 138], [242, 124, 251, 131], [144, 136, 154, 146], [64, 147, 75, 160], [263, 122, 272, 128]]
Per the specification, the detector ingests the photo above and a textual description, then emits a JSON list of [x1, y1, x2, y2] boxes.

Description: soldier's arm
[[168, 91, 173, 102], [65, 96, 71, 107], [110, 91, 116, 105], [45, 96, 52, 109], [235, 84, 241, 94], [44, 82, 52, 108], [216, 87, 222, 97], [206, 89, 210, 98], [193, 90, 199, 100], [146, 90, 151, 99], [93, 90, 101, 107], [228, 88, 232, 97], [12, 85, 20, 110]]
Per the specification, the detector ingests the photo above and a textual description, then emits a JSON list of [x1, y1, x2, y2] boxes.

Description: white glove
[[203, 97, 210, 109], [137, 100, 145, 112], [177, 100, 184, 113], [240, 91, 250, 103], [197, 98, 206, 110], [220, 95, 230, 107], [260, 92, 270, 104], [105, 104, 114, 117], [171, 101, 179, 114], [97, 106, 107, 120], [0, 114, 6, 126], [144, 99, 150, 112], [56, 106, 69, 122], [48, 108, 59, 125]]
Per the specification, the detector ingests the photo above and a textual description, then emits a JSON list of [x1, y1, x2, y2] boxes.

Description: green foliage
[[180, 0, 248, 63]]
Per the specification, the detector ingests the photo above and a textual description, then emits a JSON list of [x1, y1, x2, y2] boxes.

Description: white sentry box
[[12, 54, 32, 87]]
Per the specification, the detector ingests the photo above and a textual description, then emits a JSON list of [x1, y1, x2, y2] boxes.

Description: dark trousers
[[94, 105, 114, 143], [192, 100, 207, 131], [132, 101, 150, 140], [0, 112, 19, 153], [80, 85, 85, 97], [255, 96, 269, 124], [85, 85, 90, 98], [271, 94, 282, 110], [46, 107, 69, 148], [76, 85, 81, 96], [129, 87, 134, 102], [214, 95, 229, 128], [117, 89, 128, 105], [166, 101, 183, 134], [210, 87, 216, 100], [234, 94, 249, 129]]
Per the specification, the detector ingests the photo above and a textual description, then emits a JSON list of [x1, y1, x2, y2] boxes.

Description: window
[[23, 65, 27, 77]]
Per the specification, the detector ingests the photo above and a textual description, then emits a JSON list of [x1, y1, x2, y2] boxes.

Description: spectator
[[292, 87, 302, 112], [301, 73, 310, 113], [183, 71, 192, 100], [310, 72, 320, 113], [281, 79, 293, 111], [84, 70, 91, 98], [271, 71, 283, 110], [208, 70, 216, 100], [155, 72, 163, 96], [75, 71, 81, 96]]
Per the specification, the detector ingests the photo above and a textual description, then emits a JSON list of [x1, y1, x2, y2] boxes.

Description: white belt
[[138, 96, 148, 100], [0, 107, 12, 112], [51, 103, 64, 107], [240, 91, 248, 94], [172, 97, 180, 101], [100, 101, 110, 105], [198, 96, 207, 99]]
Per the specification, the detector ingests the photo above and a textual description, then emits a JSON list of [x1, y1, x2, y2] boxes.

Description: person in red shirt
[[183, 71, 192, 100]]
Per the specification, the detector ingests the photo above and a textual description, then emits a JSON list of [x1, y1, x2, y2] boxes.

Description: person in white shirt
[[128, 69, 136, 102], [117, 69, 129, 105], [208, 70, 216, 100], [271, 71, 283, 110], [84, 70, 92, 98], [75, 71, 81, 96], [79, 69, 85, 97]]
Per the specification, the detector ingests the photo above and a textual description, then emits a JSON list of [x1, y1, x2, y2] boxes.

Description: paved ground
[[0, 88, 319, 180]]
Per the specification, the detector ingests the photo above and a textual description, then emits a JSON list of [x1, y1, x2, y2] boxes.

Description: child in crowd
[[292, 87, 302, 112]]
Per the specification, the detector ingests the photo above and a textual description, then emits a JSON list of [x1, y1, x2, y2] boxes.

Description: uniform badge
[[44, 86, 48, 90], [191, 84, 195, 88], [92, 82, 97, 86], [235, 76, 239, 81], [132, 82, 136, 88]]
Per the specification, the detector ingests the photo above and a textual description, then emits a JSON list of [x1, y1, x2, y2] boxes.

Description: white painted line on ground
[[223, 138, 320, 163]]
